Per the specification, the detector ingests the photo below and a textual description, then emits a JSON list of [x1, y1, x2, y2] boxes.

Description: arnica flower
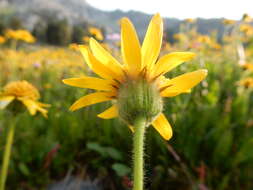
[[88, 27, 104, 41], [0, 36, 6, 44], [0, 80, 50, 117], [63, 14, 207, 140], [241, 63, 253, 71], [238, 78, 253, 88], [196, 35, 212, 44], [242, 13, 252, 23], [239, 24, 253, 36], [223, 19, 236, 25], [83, 36, 90, 43], [184, 18, 195, 23], [69, 43, 80, 51], [5, 29, 36, 43]]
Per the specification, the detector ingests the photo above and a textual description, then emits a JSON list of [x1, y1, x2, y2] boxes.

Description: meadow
[[1, 17, 253, 190]]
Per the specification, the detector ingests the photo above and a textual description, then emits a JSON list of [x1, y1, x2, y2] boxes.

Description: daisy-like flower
[[238, 77, 253, 88], [63, 14, 207, 140], [241, 63, 253, 71], [88, 27, 103, 41], [0, 80, 50, 117], [5, 29, 36, 43], [0, 35, 6, 44]]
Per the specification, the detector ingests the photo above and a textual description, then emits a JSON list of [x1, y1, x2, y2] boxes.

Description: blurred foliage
[[71, 21, 90, 44], [46, 19, 72, 46]]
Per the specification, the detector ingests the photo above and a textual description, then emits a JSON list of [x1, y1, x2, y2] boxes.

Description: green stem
[[0, 121, 16, 190], [133, 117, 146, 190]]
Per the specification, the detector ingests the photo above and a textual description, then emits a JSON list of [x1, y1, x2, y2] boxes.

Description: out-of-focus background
[[0, 0, 253, 189]]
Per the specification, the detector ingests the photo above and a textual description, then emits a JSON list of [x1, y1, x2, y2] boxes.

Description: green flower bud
[[118, 78, 163, 126]]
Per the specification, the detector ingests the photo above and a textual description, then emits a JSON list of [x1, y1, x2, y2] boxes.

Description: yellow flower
[[0, 36, 6, 44], [184, 18, 195, 23], [0, 81, 50, 117], [88, 27, 103, 41], [63, 14, 207, 140], [5, 29, 36, 43], [223, 19, 236, 25], [239, 24, 253, 36], [242, 13, 252, 23], [241, 63, 253, 71], [68, 43, 80, 51], [238, 78, 253, 88], [173, 33, 187, 42], [196, 35, 211, 44], [83, 36, 90, 43]]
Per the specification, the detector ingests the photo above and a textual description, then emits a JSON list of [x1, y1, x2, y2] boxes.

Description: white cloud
[[87, 0, 253, 20]]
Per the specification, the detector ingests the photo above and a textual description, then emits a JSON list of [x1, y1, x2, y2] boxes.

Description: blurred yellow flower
[[241, 63, 253, 71], [0, 36, 6, 44], [210, 42, 222, 50], [185, 18, 195, 23], [69, 43, 80, 51], [5, 29, 36, 43], [63, 14, 207, 140], [88, 27, 103, 41], [238, 78, 253, 88], [239, 24, 253, 36], [173, 33, 187, 42], [223, 19, 236, 25], [242, 13, 252, 23], [0, 81, 50, 117], [196, 35, 211, 44], [83, 36, 90, 43]]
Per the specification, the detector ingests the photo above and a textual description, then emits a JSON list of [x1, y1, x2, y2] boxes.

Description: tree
[[32, 20, 47, 43], [72, 25, 85, 44], [9, 17, 23, 29], [46, 19, 72, 46]]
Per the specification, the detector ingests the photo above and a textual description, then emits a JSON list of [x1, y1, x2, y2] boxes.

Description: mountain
[[0, 0, 225, 37]]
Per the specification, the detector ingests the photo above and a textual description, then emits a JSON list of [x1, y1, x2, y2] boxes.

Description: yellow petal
[[20, 98, 36, 115], [63, 76, 114, 91], [35, 102, 49, 118], [152, 113, 173, 140], [160, 69, 208, 97], [153, 52, 196, 77], [121, 17, 141, 76], [36, 102, 51, 108], [79, 45, 92, 68], [70, 92, 114, 111], [0, 96, 15, 109], [18, 98, 48, 118], [79, 46, 123, 82], [97, 104, 118, 119], [89, 38, 124, 77], [142, 13, 163, 70]]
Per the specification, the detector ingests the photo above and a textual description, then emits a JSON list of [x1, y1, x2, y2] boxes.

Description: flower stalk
[[133, 117, 146, 190], [0, 119, 16, 190]]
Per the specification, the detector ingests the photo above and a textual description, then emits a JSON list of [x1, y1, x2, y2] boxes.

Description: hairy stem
[[133, 118, 146, 190]]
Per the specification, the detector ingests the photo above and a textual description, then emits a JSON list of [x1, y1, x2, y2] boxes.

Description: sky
[[86, 0, 253, 20]]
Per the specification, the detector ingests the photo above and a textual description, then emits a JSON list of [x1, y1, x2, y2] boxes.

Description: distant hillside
[[0, 0, 225, 37]]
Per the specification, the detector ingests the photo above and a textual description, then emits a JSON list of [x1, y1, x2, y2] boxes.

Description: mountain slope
[[0, 0, 224, 36]]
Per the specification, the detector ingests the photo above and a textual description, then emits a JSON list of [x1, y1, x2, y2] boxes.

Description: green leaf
[[213, 130, 233, 165], [86, 142, 107, 157], [112, 163, 131, 177], [18, 163, 30, 176], [233, 138, 253, 165], [106, 147, 123, 161]]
